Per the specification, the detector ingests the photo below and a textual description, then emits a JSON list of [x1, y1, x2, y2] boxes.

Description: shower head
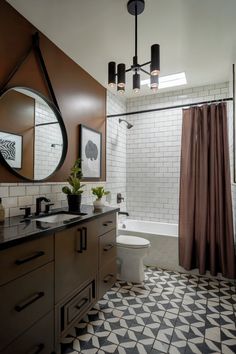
[[119, 118, 133, 129]]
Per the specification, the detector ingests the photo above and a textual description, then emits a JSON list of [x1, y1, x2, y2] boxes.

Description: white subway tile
[[26, 186, 40, 196], [9, 186, 26, 197]]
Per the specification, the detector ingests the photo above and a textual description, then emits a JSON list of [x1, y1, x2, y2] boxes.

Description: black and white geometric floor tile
[[61, 267, 236, 354]]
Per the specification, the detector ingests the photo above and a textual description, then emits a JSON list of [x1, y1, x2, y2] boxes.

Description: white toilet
[[116, 235, 150, 283]]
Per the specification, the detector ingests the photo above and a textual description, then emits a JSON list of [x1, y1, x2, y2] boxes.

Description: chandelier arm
[[140, 60, 151, 68], [140, 68, 151, 76], [125, 68, 132, 73]]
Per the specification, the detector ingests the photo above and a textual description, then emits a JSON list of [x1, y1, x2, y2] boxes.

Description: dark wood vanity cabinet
[[54, 212, 117, 352], [98, 215, 117, 298], [55, 219, 98, 303], [0, 210, 118, 354], [0, 236, 54, 354]]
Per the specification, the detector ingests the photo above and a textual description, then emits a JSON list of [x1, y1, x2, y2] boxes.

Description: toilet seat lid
[[117, 235, 150, 248]]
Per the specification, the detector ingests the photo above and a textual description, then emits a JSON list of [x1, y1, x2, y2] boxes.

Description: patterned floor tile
[[156, 324, 174, 344], [61, 267, 236, 354], [152, 339, 170, 353], [169, 344, 186, 354], [96, 343, 118, 353]]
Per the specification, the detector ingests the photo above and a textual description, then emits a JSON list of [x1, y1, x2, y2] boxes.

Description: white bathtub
[[118, 219, 181, 271], [118, 219, 178, 237]]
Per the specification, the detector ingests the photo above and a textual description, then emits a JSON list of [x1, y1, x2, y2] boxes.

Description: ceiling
[[7, 0, 236, 97]]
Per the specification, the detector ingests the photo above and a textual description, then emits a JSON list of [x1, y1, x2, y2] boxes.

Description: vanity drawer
[[64, 281, 95, 327], [0, 235, 54, 286], [99, 260, 117, 298], [99, 230, 116, 269], [1, 311, 54, 354], [0, 262, 54, 351], [97, 212, 116, 236]]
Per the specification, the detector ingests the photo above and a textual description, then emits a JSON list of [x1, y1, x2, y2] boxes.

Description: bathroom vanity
[[0, 205, 118, 354]]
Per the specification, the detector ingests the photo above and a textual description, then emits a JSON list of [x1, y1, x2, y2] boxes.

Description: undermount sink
[[34, 212, 87, 223]]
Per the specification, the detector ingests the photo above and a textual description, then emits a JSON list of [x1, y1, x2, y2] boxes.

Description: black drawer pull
[[82, 227, 87, 251], [75, 297, 88, 310], [15, 292, 45, 312], [103, 273, 114, 283], [103, 243, 114, 252], [15, 251, 45, 265], [76, 229, 83, 253], [103, 221, 113, 226], [27, 343, 45, 354]]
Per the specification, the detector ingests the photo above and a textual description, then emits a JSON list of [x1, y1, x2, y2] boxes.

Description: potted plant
[[92, 186, 110, 210], [62, 158, 85, 212]]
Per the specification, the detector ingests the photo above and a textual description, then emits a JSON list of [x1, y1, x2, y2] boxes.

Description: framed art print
[[0, 131, 22, 169], [79, 125, 102, 179]]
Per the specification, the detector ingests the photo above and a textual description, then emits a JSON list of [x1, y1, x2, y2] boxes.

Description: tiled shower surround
[[126, 82, 231, 223]]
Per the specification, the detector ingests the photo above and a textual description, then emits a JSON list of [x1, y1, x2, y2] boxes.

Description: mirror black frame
[[0, 86, 68, 182]]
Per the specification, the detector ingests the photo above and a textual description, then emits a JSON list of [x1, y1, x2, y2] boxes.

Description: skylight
[[141, 72, 187, 89]]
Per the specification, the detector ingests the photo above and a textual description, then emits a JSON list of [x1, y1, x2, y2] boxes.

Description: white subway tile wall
[[106, 91, 127, 214], [34, 101, 63, 180], [0, 91, 127, 218], [126, 82, 232, 223]]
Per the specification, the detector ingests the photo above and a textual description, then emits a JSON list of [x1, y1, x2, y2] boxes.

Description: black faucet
[[35, 197, 50, 216], [118, 211, 129, 216]]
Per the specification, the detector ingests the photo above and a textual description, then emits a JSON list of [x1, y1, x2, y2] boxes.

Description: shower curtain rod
[[106, 97, 233, 118]]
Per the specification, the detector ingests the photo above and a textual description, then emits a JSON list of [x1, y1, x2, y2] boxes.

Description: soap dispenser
[[0, 198, 5, 223]]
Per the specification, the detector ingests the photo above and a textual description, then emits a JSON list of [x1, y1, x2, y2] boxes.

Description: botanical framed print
[[79, 124, 102, 179], [0, 131, 22, 169]]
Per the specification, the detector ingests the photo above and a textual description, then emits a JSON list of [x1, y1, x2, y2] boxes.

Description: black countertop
[[0, 205, 119, 250]]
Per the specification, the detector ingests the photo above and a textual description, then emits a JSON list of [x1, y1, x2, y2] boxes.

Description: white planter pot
[[93, 198, 104, 210]]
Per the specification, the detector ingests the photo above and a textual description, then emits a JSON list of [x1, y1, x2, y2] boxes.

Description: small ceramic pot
[[93, 198, 104, 210]]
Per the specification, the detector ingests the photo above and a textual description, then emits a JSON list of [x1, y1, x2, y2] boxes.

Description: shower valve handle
[[117, 193, 124, 203]]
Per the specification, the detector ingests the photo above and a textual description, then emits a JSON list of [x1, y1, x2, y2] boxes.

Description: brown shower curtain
[[179, 102, 236, 279]]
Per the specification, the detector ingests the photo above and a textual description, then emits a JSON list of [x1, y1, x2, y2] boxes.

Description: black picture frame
[[0, 131, 23, 169], [79, 124, 102, 180]]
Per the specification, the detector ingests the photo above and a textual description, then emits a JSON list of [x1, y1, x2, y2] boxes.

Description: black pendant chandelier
[[108, 0, 160, 94]]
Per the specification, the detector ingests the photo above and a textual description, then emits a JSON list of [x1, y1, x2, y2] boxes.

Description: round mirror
[[0, 87, 67, 181]]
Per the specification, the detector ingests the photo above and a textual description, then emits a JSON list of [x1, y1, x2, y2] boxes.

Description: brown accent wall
[[0, 0, 106, 182], [0, 90, 34, 179]]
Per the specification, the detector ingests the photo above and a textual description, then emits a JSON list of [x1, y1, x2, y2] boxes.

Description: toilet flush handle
[[103, 273, 114, 283], [103, 243, 114, 252], [103, 221, 113, 226]]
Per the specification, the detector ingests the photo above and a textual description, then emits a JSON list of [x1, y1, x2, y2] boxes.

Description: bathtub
[[118, 219, 182, 271]]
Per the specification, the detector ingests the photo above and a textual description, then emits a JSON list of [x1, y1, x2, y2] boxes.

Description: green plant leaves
[[62, 158, 84, 195], [91, 186, 110, 199], [62, 186, 72, 195]]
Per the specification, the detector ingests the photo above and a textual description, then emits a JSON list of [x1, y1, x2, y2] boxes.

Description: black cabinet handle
[[15, 292, 45, 312], [103, 221, 113, 226], [75, 297, 88, 310], [26, 343, 45, 354], [103, 243, 114, 252], [76, 229, 83, 253], [15, 251, 45, 265], [103, 273, 114, 283], [82, 227, 87, 251]]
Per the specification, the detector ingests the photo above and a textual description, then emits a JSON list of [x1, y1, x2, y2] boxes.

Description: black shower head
[[119, 118, 133, 129]]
